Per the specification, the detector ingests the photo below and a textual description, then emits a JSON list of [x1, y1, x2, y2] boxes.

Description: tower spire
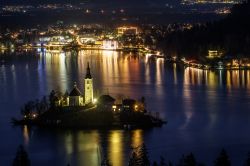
[[85, 62, 92, 79], [84, 62, 93, 104]]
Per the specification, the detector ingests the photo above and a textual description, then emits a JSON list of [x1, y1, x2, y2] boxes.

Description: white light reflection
[[11, 64, 17, 99], [181, 67, 194, 129], [42, 51, 68, 92]]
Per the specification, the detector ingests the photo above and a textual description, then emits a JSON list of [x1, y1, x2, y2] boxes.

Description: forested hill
[[162, 1, 250, 60]]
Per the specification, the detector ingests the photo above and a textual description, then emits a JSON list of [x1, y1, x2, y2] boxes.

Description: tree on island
[[20, 101, 35, 117], [20, 96, 50, 118], [214, 149, 231, 166], [49, 90, 57, 108], [128, 143, 150, 166], [12, 145, 30, 166], [41, 96, 49, 112]]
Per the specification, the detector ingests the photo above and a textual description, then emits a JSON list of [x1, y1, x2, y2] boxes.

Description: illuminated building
[[102, 40, 119, 50], [117, 26, 138, 35], [79, 36, 96, 44], [95, 40, 103, 46], [208, 50, 223, 58]]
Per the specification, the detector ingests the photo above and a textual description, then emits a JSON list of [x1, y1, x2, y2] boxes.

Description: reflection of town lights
[[93, 98, 97, 104]]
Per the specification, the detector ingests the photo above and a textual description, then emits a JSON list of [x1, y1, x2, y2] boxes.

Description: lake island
[[13, 62, 166, 129]]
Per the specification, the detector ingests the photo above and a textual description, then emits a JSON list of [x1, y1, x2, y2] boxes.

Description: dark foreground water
[[0, 50, 250, 166]]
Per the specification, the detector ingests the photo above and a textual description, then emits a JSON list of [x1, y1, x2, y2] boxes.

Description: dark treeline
[[104, 144, 250, 166], [12, 143, 250, 166], [159, 1, 250, 61], [127, 144, 230, 166]]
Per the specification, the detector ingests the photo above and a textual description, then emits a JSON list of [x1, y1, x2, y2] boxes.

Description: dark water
[[1, 50, 250, 166]]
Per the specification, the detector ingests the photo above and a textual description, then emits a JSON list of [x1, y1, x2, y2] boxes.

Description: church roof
[[98, 95, 115, 104], [69, 85, 82, 96], [122, 99, 136, 105]]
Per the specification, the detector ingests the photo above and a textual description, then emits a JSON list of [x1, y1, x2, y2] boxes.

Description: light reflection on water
[[20, 128, 144, 166], [1, 50, 250, 165], [108, 131, 124, 166], [181, 67, 250, 89]]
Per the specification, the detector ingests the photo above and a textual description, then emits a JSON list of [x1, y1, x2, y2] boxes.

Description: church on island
[[15, 61, 166, 128], [53, 62, 146, 113], [56, 62, 94, 107]]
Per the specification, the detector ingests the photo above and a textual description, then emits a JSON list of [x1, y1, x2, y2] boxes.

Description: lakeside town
[[1, 22, 250, 70]]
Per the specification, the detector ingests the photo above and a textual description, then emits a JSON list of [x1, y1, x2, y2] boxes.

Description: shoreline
[[2, 47, 250, 71], [12, 109, 167, 130]]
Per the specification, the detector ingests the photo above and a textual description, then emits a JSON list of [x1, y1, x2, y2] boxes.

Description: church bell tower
[[84, 62, 93, 104]]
